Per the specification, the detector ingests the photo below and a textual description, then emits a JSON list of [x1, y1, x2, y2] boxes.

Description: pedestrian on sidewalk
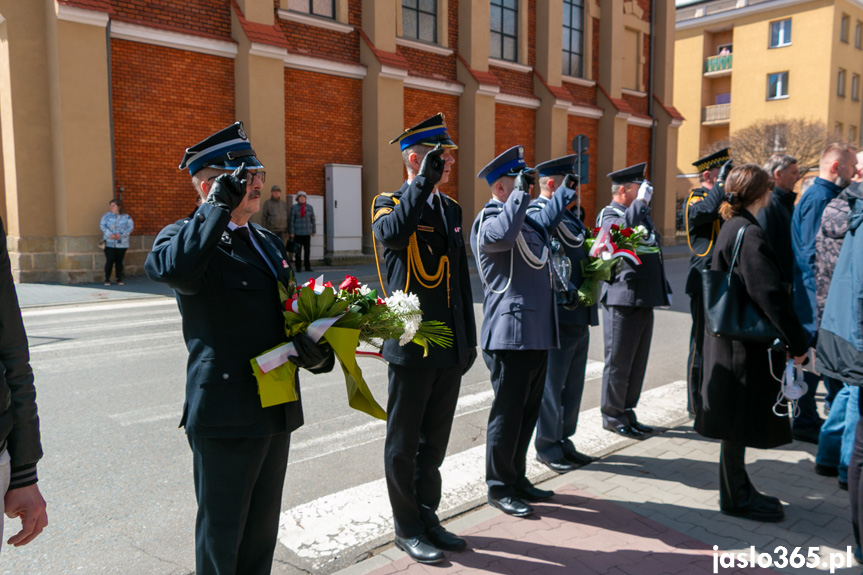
[[529, 155, 597, 474], [100, 198, 133, 286], [697, 164, 809, 523], [289, 191, 315, 272], [261, 185, 289, 246], [471, 145, 570, 519], [372, 113, 477, 565]]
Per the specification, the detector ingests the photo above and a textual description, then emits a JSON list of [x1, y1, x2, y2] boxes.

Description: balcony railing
[[704, 54, 733, 74], [702, 103, 731, 124]]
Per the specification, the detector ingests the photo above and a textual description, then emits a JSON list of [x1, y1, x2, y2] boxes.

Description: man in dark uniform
[[528, 155, 598, 474], [598, 163, 671, 439], [470, 145, 573, 518], [685, 148, 731, 415], [371, 113, 477, 565], [145, 123, 334, 575]]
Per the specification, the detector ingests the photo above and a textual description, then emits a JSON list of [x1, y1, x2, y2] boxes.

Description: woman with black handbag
[[696, 164, 809, 522]]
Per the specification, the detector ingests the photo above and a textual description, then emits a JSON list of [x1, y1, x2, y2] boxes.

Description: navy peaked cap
[[179, 122, 264, 175], [390, 113, 457, 151], [478, 145, 532, 184], [535, 154, 579, 178], [608, 162, 646, 185]]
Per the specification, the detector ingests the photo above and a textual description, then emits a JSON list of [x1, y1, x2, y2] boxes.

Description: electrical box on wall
[[324, 164, 363, 259]]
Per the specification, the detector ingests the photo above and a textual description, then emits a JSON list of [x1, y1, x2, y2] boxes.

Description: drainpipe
[[106, 18, 117, 200], [648, 0, 656, 183]]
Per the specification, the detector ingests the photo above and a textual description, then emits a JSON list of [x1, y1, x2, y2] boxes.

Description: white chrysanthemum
[[387, 291, 424, 346], [399, 315, 421, 345], [359, 284, 372, 296]]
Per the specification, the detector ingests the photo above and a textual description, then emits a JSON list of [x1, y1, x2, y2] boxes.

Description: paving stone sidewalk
[[340, 425, 858, 575]]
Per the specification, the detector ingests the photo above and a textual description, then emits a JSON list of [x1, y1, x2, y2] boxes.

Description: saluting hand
[[206, 163, 248, 213], [418, 144, 446, 187], [513, 169, 534, 193]]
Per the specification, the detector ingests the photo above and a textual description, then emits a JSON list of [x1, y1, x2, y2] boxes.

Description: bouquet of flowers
[[250, 275, 453, 419], [577, 223, 660, 306]]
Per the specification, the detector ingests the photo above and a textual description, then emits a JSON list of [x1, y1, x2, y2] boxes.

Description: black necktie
[[233, 227, 268, 268], [430, 194, 445, 233]]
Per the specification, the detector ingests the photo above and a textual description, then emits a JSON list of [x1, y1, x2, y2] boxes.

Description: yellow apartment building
[[674, 0, 863, 214]]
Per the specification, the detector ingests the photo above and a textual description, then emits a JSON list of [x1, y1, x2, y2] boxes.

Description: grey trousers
[[535, 323, 590, 462], [600, 304, 654, 429]]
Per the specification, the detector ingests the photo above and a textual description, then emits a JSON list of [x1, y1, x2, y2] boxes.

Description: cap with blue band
[[390, 113, 457, 151], [477, 145, 531, 185]]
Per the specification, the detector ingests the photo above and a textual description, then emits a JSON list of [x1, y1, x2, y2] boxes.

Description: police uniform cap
[[535, 155, 578, 178], [608, 162, 647, 185], [692, 148, 730, 172], [179, 122, 265, 175], [389, 113, 457, 151], [477, 145, 533, 185]]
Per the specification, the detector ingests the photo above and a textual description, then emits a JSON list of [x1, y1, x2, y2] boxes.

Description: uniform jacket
[[597, 200, 671, 308], [261, 198, 288, 233], [145, 202, 302, 438], [792, 177, 843, 339], [289, 202, 316, 236], [0, 216, 41, 488], [372, 177, 476, 368], [817, 184, 863, 385], [100, 212, 134, 249], [756, 186, 797, 284], [696, 211, 809, 448], [527, 194, 598, 327], [685, 185, 724, 294], [470, 190, 559, 351]]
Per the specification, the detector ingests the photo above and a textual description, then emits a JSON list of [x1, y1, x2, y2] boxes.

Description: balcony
[[704, 54, 732, 77], [702, 103, 731, 125]]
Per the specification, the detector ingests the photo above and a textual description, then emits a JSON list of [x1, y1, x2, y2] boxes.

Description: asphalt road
[[0, 256, 692, 574]]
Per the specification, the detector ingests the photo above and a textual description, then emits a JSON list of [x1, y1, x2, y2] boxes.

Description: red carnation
[[339, 275, 360, 293], [610, 224, 620, 231], [620, 228, 634, 238]]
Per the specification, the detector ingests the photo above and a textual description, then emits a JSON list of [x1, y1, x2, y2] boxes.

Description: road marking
[[21, 298, 176, 317], [277, 380, 688, 573], [110, 404, 183, 427]]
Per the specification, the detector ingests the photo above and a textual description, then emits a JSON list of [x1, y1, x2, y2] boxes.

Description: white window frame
[[839, 68, 847, 97], [767, 71, 789, 100], [768, 18, 791, 48], [841, 13, 850, 43], [853, 74, 860, 101]]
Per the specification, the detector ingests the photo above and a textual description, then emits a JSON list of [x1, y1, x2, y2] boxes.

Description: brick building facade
[[0, 0, 681, 283]]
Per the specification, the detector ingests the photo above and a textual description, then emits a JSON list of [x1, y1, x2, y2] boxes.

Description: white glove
[[637, 180, 654, 204]]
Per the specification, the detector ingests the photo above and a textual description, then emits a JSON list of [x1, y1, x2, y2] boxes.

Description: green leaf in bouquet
[[367, 289, 378, 299], [315, 286, 336, 317], [278, 281, 291, 307], [297, 286, 318, 322]]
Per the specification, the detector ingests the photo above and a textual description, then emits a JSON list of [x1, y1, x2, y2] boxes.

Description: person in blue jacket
[[145, 123, 334, 575], [528, 155, 598, 474], [471, 145, 572, 519]]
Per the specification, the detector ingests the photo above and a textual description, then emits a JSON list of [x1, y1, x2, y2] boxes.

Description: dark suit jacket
[[685, 185, 724, 294], [597, 200, 671, 308], [756, 186, 797, 284], [145, 202, 302, 438], [372, 178, 476, 368]]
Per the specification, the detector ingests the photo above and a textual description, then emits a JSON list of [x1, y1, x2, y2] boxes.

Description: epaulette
[[441, 193, 459, 206], [372, 192, 400, 223]]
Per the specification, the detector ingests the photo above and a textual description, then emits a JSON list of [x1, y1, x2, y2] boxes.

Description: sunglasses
[[208, 170, 267, 184]]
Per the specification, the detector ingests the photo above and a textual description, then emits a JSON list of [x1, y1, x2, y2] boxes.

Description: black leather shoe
[[721, 495, 784, 523], [840, 479, 849, 490], [515, 484, 554, 502], [426, 526, 466, 551], [563, 450, 593, 466], [631, 420, 655, 434], [488, 496, 533, 517], [610, 425, 645, 439], [394, 535, 444, 564], [815, 463, 839, 477], [537, 456, 578, 474], [793, 425, 821, 444]]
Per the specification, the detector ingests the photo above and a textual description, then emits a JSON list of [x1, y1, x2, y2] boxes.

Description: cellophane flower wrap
[[577, 223, 660, 306], [250, 275, 452, 419]]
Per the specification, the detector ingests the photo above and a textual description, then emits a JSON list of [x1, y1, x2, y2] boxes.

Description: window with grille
[[287, 0, 335, 19], [490, 0, 518, 62], [562, 0, 584, 77], [402, 0, 437, 44], [767, 72, 789, 100]]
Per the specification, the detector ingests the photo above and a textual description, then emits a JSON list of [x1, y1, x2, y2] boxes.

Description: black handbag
[[701, 225, 782, 344]]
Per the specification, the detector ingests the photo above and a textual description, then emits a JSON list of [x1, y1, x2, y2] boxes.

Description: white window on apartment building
[[839, 68, 847, 97], [402, 0, 437, 44], [841, 13, 850, 43], [287, 0, 335, 18], [853, 74, 861, 101], [769, 19, 791, 48], [767, 72, 789, 100]]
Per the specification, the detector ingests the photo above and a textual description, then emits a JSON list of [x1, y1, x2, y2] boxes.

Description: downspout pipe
[[106, 18, 117, 199], [648, 0, 656, 183]]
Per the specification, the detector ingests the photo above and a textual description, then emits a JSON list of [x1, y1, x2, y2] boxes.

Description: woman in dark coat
[[696, 164, 810, 522]]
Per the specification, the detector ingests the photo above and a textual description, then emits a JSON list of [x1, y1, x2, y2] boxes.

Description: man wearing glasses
[[146, 122, 334, 575]]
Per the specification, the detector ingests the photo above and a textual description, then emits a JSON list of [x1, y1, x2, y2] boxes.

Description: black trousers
[[104, 247, 127, 281], [293, 235, 311, 271], [601, 305, 653, 429], [719, 440, 755, 510], [687, 293, 704, 415], [384, 363, 462, 537], [188, 433, 290, 575], [483, 349, 548, 498]]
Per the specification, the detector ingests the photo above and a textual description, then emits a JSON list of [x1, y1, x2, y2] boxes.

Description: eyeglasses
[[208, 170, 267, 184]]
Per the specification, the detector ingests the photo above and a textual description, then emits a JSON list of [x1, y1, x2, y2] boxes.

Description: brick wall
[[277, 0, 361, 63], [447, 0, 458, 55], [404, 89, 460, 200], [623, 93, 648, 115], [626, 125, 652, 179], [490, 66, 534, 97], [591, 18, 599, 81], [636, 0, 652, 22], [527, 0, 536, 68], [494, 104, 536, 168], [110, 0, 232, 40], [643, 33, 651, 92], [398, 47, 457, 81], [110, 39, 235, 236], [564, 80, 598, 107], [567, 115, 599, 225], [284, 69, 362, 199]]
